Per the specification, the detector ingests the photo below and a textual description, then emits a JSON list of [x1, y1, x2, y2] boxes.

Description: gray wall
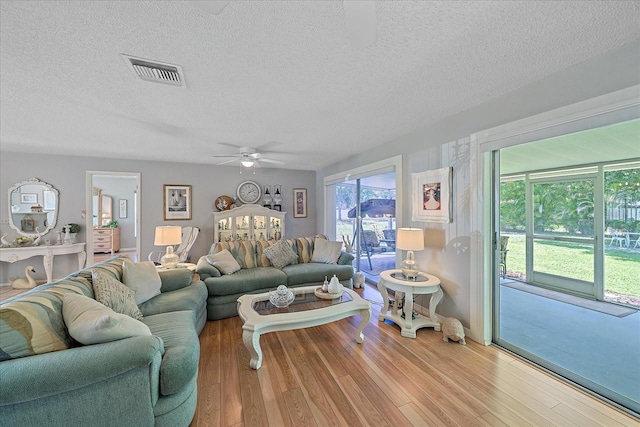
[[316, 39, 640, 328], [1, 154, 315, 284]]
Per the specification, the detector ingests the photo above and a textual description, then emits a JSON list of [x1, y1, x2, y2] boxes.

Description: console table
[[377, 269, 443, 338], [0, 243, 86, 284]]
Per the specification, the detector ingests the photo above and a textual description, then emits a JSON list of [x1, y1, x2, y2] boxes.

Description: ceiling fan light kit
[[211, 144, 285, 173]]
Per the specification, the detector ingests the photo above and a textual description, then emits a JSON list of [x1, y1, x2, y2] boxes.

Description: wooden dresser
[[93, 228, 121, 254]]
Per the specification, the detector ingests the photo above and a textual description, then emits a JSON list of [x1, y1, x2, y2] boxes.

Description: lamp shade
[[396, 228, 424, 251], [154, 226, 182, 246]]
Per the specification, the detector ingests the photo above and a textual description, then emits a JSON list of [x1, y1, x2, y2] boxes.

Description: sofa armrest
[[0, 335, 164, 406], [196, 256, 221, 279], [337, 251, 354, 265], [158, 268, 194, 293]]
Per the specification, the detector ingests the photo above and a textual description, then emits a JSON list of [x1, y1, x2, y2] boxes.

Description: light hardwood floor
[[191, 285, 637, 427]]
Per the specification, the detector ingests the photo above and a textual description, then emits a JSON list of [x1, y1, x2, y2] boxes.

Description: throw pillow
[[63, 293, 151, 345], [122, 259, 162, 305], [311, 237, 343, 264], [206, 249, 241, 275], [92, 271, 144, 320], [263, 240, 299, 269]]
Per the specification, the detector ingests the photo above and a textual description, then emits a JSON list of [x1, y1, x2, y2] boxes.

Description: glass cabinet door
[[217, 218, 233, 242], [254, 215, 267, 241]]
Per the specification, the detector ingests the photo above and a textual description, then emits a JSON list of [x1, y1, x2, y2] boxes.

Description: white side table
[[377, 269, 443, 338]]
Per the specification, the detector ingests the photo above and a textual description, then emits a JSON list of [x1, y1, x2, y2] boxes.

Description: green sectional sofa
[[197, 235, 355, 320], [0, 255, 207, 427]]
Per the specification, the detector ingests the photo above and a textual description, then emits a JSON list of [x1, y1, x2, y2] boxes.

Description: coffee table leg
[[355, 308, 371, 343], [242, 329, 262, 370]]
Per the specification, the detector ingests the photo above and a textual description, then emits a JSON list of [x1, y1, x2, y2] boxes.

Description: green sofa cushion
[[143, 311, 199, 397], [139, 282, 207, 320], [203, 267, 287, 296], [282, 263, 355, 286], [157, 268, 196, 293], [0, 276, 93, 361]]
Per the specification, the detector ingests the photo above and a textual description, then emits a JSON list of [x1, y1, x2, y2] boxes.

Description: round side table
[[377, 269, 443, 338]]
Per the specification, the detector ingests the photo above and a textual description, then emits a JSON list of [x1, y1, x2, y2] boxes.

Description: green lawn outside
[[503, 233, 640, 297]]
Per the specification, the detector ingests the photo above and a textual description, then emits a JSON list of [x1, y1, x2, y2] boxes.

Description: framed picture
[[164, 184, 192, 220], [119, 199, 127, 219], [411, 167, 452, 223], [21, 193, 37, 204], [43, 190, 56, 211], [293, 188, 307, 218]]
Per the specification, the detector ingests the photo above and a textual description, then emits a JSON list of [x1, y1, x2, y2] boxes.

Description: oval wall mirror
[[8, 177, 59, 237]]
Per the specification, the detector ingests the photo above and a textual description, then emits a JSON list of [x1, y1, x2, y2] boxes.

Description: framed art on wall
[[293, 188, 307, 218], [119, 199, 127, 219], [43, 190, 56, 211], [20, 193, 37, 204], [411, 167, 452, 223], [164, 184, 192, 220]]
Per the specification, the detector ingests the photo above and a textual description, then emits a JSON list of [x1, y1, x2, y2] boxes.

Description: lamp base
[[400, 250, 419, 280], [161, 246, 179, 269]]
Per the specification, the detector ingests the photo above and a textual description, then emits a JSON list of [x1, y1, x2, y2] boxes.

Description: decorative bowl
[[269, 285, 295, 308]]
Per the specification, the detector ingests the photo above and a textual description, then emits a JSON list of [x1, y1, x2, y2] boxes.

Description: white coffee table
[[377, 269, 443, 338], [237, 286, 372, 369]]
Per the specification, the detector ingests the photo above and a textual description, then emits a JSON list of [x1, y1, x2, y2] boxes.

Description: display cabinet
[[213, 204, 285, 243]]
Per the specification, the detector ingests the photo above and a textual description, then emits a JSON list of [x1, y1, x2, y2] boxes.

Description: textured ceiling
[[1, 1, 639, 171]]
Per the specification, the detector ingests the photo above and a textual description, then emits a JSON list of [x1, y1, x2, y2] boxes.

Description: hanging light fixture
[[240, 154, 254, 168]]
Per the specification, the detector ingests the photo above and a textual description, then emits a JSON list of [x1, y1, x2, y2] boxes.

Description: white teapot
[[327, 274, 342, 294]]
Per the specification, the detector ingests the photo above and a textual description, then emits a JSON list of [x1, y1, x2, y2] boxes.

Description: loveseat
[[0, 255, 207, 427], [196, 235, 355, 320]]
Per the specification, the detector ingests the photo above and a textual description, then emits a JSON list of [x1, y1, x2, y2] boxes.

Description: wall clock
[[236, 180, 262, 204]]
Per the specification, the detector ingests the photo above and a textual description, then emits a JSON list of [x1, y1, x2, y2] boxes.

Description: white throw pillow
[[263, 240, 299, 269], [206, 249, 241, 275], [63, 293, 151, 345], [122, 259, 162, 305], [311, 237, 343, 264]]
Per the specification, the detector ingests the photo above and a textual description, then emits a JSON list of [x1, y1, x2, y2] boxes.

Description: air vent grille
[[121, 54, 186, 88]]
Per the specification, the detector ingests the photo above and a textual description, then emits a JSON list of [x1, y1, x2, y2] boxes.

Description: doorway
[[492, 120, 640, 415], [323, 156, 403, 283], [86, 171, 140, 266]]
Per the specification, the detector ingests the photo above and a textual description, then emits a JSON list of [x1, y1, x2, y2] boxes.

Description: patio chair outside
[[360, 229, 385, 270]]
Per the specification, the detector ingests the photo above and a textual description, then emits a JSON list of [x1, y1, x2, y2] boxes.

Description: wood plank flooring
[[191, 285, 638, 427]]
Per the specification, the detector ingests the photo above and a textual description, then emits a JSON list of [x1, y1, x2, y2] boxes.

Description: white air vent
[[121, 54, 186, 88]]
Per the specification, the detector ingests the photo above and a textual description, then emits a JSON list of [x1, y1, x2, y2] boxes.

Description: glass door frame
[[525, 169, 604, 299]]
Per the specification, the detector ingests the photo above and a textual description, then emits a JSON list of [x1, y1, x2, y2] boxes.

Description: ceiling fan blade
[[211, 154, 241, 158], [216, 142, 244, 149], [343, 0, 377, 50], [190, 1, 229, 15], [216, 158, 238, 165], [258, 158, 285, 165]]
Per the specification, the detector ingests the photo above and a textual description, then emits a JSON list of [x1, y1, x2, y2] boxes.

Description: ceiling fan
[[190, 0, 377, 50], [211, 144, 285, 168]]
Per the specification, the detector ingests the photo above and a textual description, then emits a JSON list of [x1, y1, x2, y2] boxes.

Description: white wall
[[316, 39, 640, 339], [1, 154, 316, 284]]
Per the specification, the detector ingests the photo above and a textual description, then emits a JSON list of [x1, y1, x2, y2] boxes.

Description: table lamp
[[154, 225, 182, 268], [396, 228, 424, 280]]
